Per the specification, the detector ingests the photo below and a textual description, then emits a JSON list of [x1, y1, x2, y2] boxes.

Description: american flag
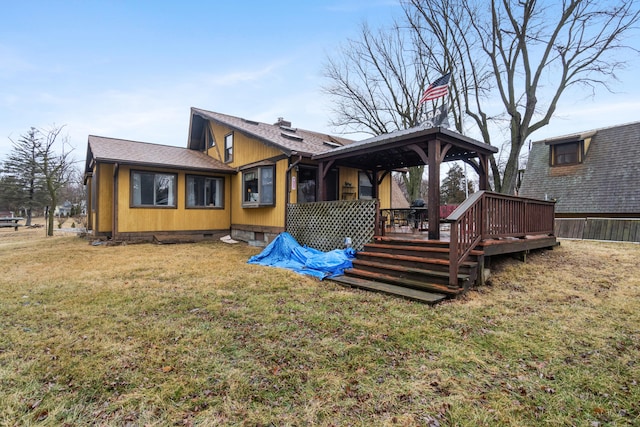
[[419, 73, 451, 105]]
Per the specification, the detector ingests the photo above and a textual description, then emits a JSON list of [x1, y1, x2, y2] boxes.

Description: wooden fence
[[555, 218, 640, 242]]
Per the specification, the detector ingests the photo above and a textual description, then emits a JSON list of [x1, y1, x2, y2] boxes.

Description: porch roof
[[312, 126, 497, 170]]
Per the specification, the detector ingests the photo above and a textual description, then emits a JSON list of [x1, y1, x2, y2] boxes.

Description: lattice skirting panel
[[286, 199, 377, 251]]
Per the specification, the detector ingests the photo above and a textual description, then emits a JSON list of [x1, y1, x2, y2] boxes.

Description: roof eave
[[93, 157, 237, 174]]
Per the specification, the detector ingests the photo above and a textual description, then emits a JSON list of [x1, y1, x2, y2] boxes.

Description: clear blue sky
[[1, 0, 639, 164]]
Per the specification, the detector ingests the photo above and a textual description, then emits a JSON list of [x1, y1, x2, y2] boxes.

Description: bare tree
[[405, 0, 640, 193], [323, 22, 448, 201], [37, 125, 75, 236]]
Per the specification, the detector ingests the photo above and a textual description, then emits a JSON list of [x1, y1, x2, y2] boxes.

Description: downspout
[[229, 169, 234, 237], [85, 169, 93, 232], [112, 163, 119, 239]]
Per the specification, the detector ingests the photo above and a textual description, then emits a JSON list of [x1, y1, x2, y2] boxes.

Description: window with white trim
[[186, 175, 223, 208], [131, 171, 176, 207], [243, 165, 275, 207]]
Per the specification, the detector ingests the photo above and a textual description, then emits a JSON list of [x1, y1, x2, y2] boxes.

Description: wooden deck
[[331, 232, 557, 304], [330, 191, 558, 304]]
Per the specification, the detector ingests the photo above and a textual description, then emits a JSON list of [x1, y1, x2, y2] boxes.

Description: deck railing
[[447, 191, 555, 288]]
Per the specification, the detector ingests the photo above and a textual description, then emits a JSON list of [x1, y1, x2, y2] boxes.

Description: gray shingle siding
[[519, 122, 640, 216]]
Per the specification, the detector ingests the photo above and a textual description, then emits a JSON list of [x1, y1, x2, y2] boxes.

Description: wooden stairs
[[330, 236, 484, 304]]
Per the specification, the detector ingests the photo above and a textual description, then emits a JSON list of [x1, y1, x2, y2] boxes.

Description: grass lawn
[[0, 223, 639, 426]]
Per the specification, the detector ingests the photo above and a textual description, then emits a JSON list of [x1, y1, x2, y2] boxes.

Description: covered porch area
[[314, 126, 496, 241], [308, 126, 557, 303]]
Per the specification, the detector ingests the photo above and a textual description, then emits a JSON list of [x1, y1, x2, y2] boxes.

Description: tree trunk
[[500, 151, 520, 195], [403, 165, 425, 202], [47, 199, 56, 237], [501, 123, 526, 195], [25, 208, 32, 227]]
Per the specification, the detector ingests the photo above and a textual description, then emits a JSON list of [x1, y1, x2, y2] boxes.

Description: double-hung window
[[186, 175, 223, 208], [131, 171, 176, 207], [243, 165, 275, 207]]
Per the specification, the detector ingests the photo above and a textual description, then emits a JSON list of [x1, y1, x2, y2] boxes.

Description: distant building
[[520, 121, 640, 241], [54, 200, 73, 217]]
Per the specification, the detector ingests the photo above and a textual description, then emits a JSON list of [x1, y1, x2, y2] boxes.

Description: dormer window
[[550, 140, 583, 166]]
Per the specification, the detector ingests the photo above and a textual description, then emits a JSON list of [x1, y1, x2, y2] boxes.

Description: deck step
[[330, 275, 448, 304], [356, 251, 477, 270], [345, 268, 464, 295], [374, 236, 450, 247], [363, 242, 483, 259], [351, 259, 470, 282], [358, 250, 451, 265]]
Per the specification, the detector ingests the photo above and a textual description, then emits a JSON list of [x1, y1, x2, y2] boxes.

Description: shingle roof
[[519, 121, 640, 215], [391, 179, 410, 209], [189, 108, 354, 156], [86, 135, 235, 174], [312, 125, 497, 171]]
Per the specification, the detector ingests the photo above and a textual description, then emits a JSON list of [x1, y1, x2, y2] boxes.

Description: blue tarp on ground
[[247, 232, 355, 279]]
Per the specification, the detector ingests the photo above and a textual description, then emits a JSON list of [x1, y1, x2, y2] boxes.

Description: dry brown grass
[[1, 224, 639, 426]]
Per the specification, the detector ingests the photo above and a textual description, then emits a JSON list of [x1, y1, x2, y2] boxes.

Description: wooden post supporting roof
[[318, 161, 326, 201], [427, 139, 441, 240]]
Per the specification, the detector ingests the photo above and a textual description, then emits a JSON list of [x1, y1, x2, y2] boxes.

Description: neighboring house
[[84, 108, 395, 244], [519, 121, 640, 241], [54, 200, 73, 217]]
